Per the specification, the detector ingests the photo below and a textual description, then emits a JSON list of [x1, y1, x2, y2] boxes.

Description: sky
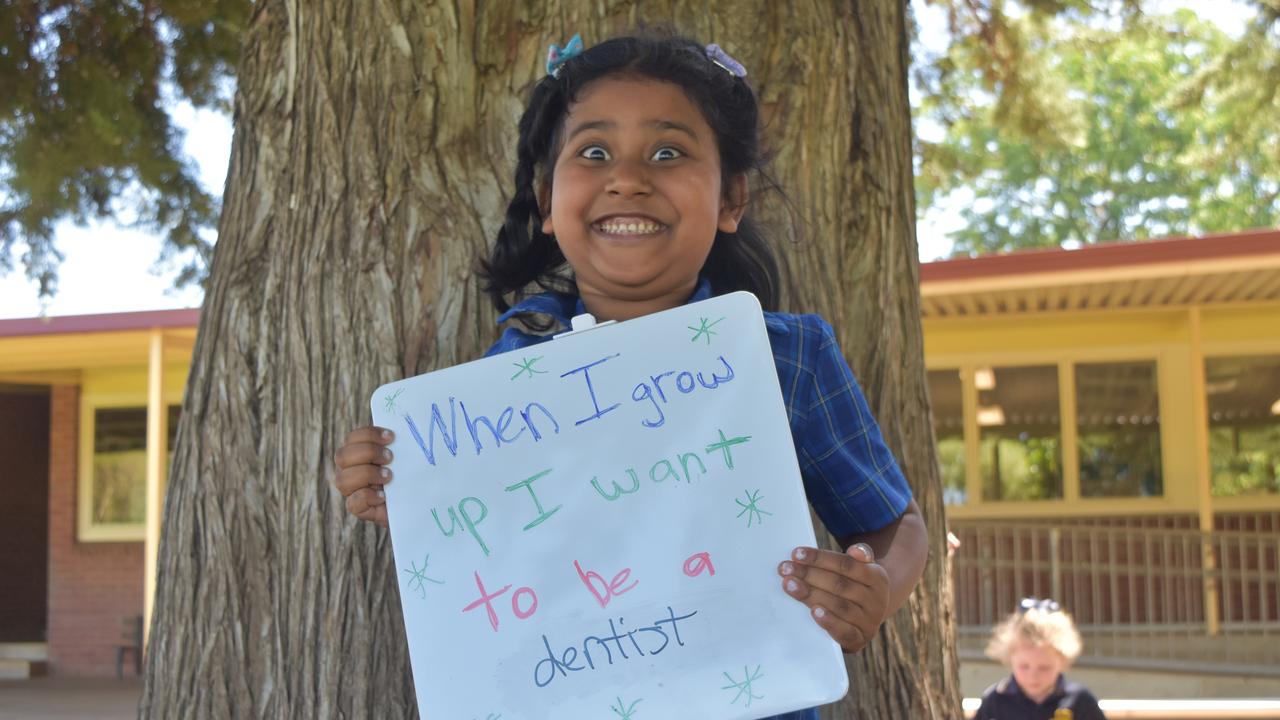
[[0, 0, 1259, 320]]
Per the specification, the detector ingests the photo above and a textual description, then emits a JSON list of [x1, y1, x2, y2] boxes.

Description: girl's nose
[[605, 158, 652, 197]]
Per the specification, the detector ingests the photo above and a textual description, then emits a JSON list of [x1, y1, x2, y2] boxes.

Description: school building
[[1, 228, 1277, 688]]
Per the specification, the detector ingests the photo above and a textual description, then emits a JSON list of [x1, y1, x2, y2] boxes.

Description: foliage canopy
[[0, 0, 248, 295], [3, 1, 1278, 294], [914, 0, 1280, 254]]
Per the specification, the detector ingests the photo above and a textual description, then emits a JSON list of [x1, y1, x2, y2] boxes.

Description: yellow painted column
[[1059, 360, 1080, 503], [143, 329, 168, 648], [1188, 306, 1220, 635], [962, 365, 982, 506]]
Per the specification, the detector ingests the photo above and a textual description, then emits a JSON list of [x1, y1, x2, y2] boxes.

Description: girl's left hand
[[777, 543, 889, 653]]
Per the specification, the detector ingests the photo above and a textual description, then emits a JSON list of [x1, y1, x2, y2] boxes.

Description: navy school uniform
[[974, 675, 1107, 720], [488, 279, 915, 720]]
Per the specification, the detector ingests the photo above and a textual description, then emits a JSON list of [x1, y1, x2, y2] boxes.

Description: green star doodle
[[688, 316, 724, 344], [610, 697, 642, 719], [403, 555, 445, 599], [722, 665, 764, 708], [383, 388, 405, 414], [735, 489, 773, 527], [511, 355, 547, 381]]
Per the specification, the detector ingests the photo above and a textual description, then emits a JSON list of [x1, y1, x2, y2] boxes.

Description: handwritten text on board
[[371, 293, 846, 719]]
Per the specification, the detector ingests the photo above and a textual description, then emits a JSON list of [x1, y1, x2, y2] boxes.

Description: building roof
[[920, 228, 1280, 318], [0, 308, 200, 380], [1, 228, 1276, 339], [0, 308, 200, 338]]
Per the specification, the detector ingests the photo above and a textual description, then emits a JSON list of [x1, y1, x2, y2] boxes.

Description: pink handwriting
[[574, 559, 639, 609]]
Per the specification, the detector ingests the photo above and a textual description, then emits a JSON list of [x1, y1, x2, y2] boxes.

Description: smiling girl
[[333, 32, 928, 719]]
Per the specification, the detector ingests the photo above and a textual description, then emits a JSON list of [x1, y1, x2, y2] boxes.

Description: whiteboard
[[370, 291, 847, 720]]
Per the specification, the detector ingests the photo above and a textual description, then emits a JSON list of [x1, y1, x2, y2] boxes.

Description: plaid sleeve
[[786, 315, 911, 539]]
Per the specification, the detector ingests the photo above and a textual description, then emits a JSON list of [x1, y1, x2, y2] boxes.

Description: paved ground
[[2, 674, 1276, 719], [0, 677, 141, 720]]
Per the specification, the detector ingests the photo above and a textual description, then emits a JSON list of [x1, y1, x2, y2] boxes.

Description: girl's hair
[[985, 600, 1083, 665], [479, 32, 783, 330]]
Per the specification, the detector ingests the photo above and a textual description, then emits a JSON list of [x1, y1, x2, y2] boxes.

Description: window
[[978, 365, 1062, 501], [928, 369, 966, 504], [81, 403, 180, 540], [1076, 361, 1163, 497], [1207, 354, 1280, 496]]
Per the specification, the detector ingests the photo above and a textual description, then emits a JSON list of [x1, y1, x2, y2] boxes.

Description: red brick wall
[[0, 390, 50, 642], [46, 385, 144, 677]]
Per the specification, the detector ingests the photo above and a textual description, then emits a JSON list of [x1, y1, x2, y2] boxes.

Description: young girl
[[333, 32, 928, 719], [976, 598, 1106, 720]]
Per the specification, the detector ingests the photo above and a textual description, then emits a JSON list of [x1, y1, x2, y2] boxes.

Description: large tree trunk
[[775, 4, 964, 718], [140, 1, 960, 718]]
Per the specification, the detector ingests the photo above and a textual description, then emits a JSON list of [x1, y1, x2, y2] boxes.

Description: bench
[[116, 614, 143, 679]]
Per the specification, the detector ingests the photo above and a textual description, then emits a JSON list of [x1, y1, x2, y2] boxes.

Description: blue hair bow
[[705, 43, 747, 78], [546, 33, 584, 77]]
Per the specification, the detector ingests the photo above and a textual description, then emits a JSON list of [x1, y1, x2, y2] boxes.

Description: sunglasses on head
[[1019, 597, 1061, 614]]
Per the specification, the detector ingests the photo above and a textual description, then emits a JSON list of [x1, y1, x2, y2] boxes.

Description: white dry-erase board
[[370, 291, 847, 720]]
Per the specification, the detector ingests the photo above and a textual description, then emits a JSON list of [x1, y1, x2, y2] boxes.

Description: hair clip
[[704, 43, 747, 78], [1019, 597, 1061, 614], [546, 33, 584, 78]]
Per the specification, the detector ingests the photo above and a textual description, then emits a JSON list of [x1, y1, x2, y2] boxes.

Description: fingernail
[[377, 489, 385, 498], [382, 448, 393, 461], [780, 561, 794, 576], [381, 429, 394, 441], [379, 467, 391, 480], [854, 543, 874, 561], [794, 547, 808, 560], [786, 579, 798, 592], [813, 606, 827, 619]]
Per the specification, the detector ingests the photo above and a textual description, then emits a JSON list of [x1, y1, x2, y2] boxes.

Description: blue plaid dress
[[487, 279, 913, 720]]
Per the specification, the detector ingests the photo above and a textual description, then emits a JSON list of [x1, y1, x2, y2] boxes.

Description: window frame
[[77, 367, 185, 543], [928, 348, 1177, 517], [1201, 341, 1280, 511], [1073, 358, 1165, 500]]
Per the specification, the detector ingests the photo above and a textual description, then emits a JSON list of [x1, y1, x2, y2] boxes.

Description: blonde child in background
[[976, 598, 1107, 720]]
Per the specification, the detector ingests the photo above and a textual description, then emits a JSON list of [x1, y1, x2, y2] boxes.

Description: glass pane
[[168, 404, 181, 448], [91, 405, 183, 525], [1076, 361, 1163, 497], [1207, 355, 1280, 496], [92, 408, 147, 524], [928, 369, 966, 504], [978, 365, 1062, 501]]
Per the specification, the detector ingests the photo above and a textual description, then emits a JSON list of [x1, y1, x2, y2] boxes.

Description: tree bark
[[140, 0, 960, 718]]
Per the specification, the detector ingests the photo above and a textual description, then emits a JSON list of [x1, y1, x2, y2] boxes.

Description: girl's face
[[541, 77, 745, 320], [1009, 643, 1066, 703]]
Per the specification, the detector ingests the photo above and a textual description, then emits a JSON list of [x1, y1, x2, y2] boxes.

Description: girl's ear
[[718, 173, 749, 233], [538, 179, 555, 236]]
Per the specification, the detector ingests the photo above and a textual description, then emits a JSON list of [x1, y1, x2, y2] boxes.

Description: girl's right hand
[[333, 426, 395, 528]]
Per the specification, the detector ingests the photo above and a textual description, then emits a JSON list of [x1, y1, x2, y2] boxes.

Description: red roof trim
[[920, 228, 1280, 283], [0, 308, 201, 339]]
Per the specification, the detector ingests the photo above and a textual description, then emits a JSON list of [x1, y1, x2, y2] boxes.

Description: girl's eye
[[579, 145, 610, 161], [651, 147, 683, 161]]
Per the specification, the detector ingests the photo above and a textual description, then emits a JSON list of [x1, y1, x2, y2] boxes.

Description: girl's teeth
[[598, 221, 662, 234]]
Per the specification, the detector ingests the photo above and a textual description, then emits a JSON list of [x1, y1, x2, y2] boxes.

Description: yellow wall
[[924, 302, 1280, 519]]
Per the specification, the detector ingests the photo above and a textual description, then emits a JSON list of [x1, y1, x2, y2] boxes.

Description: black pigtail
[[480, 81, 572, 330]]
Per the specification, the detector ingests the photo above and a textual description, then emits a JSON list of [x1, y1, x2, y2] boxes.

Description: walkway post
[[1188, 306, 1221, 636], [143, 329, 168, 648]]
